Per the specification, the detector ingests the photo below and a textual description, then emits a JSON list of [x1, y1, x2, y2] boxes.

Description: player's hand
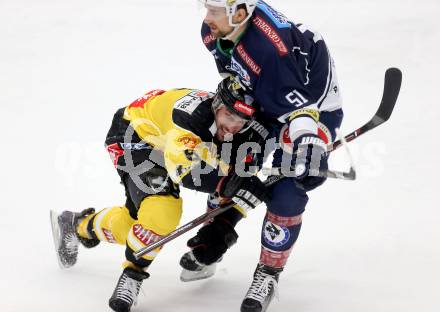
[[217, 174, 270, 211], [292, 134, 328, 179]]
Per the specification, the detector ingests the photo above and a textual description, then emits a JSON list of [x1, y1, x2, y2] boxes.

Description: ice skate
[[109, 267, 149, 312], [240, 264, 282, 312], [179, 251, 218, 282], [50, 208, 99, 269]]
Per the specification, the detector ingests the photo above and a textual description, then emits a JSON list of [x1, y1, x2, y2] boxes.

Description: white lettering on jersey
[[285, 90, 309, 107]]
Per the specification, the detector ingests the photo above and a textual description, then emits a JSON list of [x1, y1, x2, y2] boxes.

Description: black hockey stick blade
[[329, 67, 402, 152], [368, 67, 402, 127]]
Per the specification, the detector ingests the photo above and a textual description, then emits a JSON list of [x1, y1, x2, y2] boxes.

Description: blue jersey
[[201, 1, 342, 123]]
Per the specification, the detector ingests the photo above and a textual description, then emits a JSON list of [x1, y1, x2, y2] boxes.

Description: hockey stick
[[133, 67, 402, 260], [261, 167, 356, 181], [329, 67, 402, 152], [133, 166, 351, 260], [243, 67, 402, 181], [133, 176, 282, 260]]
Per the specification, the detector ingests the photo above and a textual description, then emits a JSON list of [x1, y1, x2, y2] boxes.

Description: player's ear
[[233, 7, 248, 24]]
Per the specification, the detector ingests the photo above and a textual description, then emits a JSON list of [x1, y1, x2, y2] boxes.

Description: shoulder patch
[[252, 15, 288, 56], [257, 1, 291, 29], [174, 90, 213, 114]]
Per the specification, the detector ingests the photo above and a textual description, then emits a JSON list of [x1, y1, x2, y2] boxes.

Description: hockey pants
[[77, 108, 183, 270]]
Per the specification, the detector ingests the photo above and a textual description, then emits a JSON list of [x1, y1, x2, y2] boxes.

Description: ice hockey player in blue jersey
[[179, 1, 344, 311]]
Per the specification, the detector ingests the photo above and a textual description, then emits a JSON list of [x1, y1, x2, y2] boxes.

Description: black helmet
[[213, 77, 256, 121]]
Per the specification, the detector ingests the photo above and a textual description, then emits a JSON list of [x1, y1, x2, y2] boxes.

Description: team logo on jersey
[[177, 135, 199, 149], [227, 57, 251, 87], [263, 221, 290, 248], [236, 44, 261, 75], [252, 16, 288, 56]]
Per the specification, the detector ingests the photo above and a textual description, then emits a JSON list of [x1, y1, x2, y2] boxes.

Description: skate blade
[[180, 263, 217, 282], [261, 294, 274, 312], [50, 210, 66, 269]]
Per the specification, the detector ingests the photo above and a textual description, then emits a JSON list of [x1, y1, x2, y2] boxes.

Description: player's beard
[[216, 29, 230, 38], [210, 25, 234, 39]]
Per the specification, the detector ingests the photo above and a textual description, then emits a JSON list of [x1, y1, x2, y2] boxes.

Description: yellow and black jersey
[[123, 88, 229, 184]]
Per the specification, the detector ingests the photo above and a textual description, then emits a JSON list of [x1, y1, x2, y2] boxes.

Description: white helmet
[[202, 0, 258, 27]]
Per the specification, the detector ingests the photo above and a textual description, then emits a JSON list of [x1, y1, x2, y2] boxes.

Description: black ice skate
[[50, 208, 99, 269], [240, 264, 282, 312], [179, 251, 219, 282], [109, 268, 150, 312]]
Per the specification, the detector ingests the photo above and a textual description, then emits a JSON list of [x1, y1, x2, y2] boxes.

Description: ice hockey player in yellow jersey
[[50, 78, 270, 312]]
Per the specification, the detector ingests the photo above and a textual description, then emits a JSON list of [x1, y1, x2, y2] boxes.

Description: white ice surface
[[1, 0, 439, 311]]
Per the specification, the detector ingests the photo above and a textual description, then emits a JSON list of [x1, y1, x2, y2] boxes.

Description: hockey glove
[[187, 218, 238, 265], [217, 174, 270, 211], [292, 134, 328, 190]]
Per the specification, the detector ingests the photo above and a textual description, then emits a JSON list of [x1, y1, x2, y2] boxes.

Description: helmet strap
[[222, 25, 241, 41], [222, 3, 253, 41]]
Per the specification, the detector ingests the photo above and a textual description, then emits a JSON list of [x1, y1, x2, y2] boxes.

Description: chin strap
[[222, 24, 243, 41], [222, 9, 252, 41]]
